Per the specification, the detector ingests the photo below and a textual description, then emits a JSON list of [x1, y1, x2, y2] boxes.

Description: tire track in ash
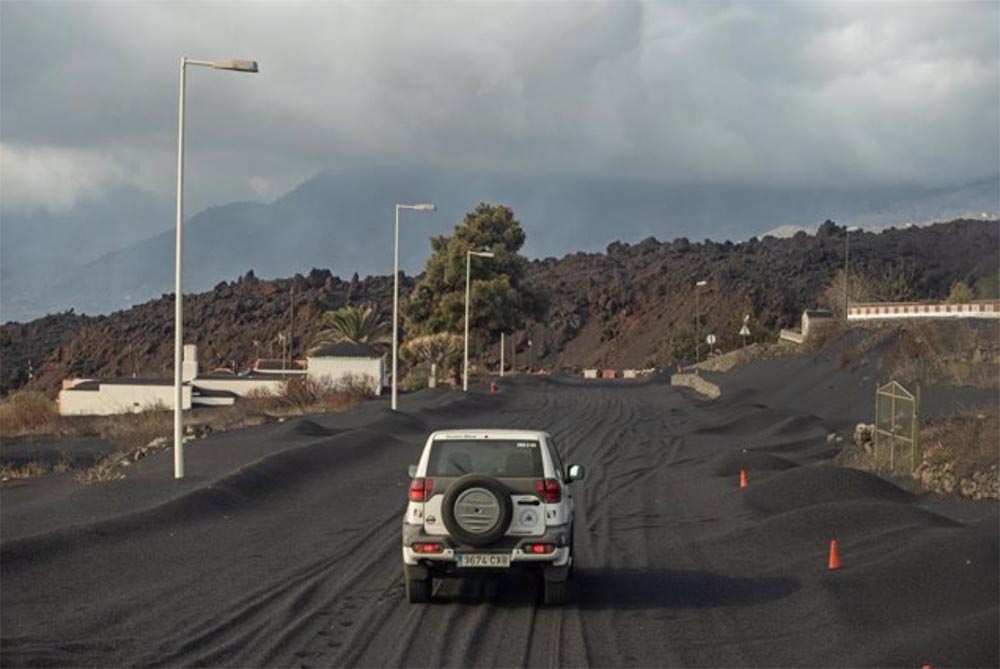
[[149, 508, 404, 667], [269, 381, 705, 668], [325, 381, 626, 668], [268, 384, 560, 668]]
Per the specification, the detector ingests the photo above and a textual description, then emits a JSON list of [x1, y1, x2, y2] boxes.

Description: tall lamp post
[[694, 280, 708, 363], [391, 203, 436, 411], [844, 226, 861, 320], [463, 249, 494, 391], [173, 56, 258, 480]]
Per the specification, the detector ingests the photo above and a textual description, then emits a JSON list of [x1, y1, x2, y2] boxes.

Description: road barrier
[[582, 369, 598, 379], [848, 300, 1000, 321], [601, 369, 616, 379]]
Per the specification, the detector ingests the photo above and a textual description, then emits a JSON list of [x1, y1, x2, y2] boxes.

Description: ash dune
[[1, 350, 996, 668]]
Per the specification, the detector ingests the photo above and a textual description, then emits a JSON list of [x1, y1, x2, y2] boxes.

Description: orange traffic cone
[[828, 539, 842, 571], [739, 469, 748, 489]]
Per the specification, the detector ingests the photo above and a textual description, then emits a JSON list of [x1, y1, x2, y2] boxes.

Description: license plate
[[456, 553, 511, 568]]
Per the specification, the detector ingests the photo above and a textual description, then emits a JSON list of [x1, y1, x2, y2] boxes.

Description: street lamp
[[392, 203, 436, 411], [844, 226, 862, 320], [173, 56, 258, 480], [463, 249, 495, 391], [694, 280, 708, 364]]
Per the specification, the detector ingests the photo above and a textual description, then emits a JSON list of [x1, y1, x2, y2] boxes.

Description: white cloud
[[0, 143, 124, 212], [0, 1, 997, 213]]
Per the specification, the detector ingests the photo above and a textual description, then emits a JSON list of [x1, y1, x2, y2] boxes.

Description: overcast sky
[[1, 1, 998, 216]]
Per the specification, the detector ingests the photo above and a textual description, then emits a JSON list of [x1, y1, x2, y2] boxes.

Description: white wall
[[848, 301, 1000, 321], [307, 356, 385, 396], [59, 384, 191, 416], [183, 344, 198, 382], [194, 377, 286, 397]]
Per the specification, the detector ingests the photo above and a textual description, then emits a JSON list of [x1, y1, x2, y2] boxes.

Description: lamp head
[[212, 59, 259, 73]]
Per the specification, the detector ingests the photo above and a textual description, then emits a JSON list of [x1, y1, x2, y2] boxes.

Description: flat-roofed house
[[307, 342, 387, 396], [59, 378, 192, 416]]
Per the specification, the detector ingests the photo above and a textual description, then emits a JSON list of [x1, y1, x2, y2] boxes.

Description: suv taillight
[[409, 477, 434, 502], [535, 478, 561, 503]]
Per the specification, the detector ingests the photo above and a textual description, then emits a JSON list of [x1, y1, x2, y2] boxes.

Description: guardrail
[[848, 300, 1000, 321]]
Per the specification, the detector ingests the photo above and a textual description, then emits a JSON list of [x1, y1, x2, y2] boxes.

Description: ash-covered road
[[2, 377, 997, 668]]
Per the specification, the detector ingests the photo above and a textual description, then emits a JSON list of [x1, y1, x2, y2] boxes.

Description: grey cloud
[[1, 0, 997, 214]]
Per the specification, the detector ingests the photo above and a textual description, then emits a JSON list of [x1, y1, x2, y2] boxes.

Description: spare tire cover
[[442, 474, 513, 547]]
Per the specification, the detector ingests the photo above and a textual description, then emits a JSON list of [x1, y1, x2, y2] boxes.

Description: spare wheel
[[442, 474, 513, 547]]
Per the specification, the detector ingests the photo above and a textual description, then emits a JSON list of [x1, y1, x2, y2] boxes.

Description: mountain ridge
[[2, 166, 996, 323], [2, 217, 995, 396]]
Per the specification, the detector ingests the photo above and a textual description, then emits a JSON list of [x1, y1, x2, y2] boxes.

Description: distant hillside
[[2, 218, 995, 397], [2, 164, 996, 322]]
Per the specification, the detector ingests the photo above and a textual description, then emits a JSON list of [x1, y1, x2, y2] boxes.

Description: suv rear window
[[427, 440, 543, 477]]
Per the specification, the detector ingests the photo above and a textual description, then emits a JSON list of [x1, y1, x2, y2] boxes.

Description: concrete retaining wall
[[670, 373, 721, 399]]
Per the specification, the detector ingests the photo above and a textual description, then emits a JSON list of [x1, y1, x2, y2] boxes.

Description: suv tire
[[543, 578, 568, 605], [406, 575, 431, 603], [441, 474, 513, 547]]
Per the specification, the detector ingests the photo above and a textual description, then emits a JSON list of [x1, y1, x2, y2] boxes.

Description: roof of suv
[[430, 429, 549, 441]]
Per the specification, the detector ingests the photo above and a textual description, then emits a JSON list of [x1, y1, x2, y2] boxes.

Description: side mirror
[[407, 464, 418, 478], [567, 464, 586, 482]]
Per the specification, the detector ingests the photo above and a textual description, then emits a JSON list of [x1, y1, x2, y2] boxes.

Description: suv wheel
[[406, 575, 431, 603], [543, 578, 568, 605], [441, 474, 513, 547]]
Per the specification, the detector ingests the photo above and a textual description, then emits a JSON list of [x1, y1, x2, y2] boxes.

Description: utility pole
[[695, 280, 707, 363], [289, 285, 295, 362], [500, 333, 505, 377]]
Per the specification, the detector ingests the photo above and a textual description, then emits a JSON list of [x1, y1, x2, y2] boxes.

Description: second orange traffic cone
[[739, 469, 748, 489], [828, 539, 842, 570]]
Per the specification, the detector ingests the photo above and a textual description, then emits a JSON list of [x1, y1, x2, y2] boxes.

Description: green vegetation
[[659, 326, 696, 363], [309, 304, 389, 351], [946, 281, 974, 303], [822, 262, 919, 316], [403, 204, 546, 338], [973, 272, 999, 299], [401, 332, 463, 386]]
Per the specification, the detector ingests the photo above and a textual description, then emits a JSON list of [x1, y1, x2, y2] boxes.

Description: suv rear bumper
[[402, 522, 572, 569]]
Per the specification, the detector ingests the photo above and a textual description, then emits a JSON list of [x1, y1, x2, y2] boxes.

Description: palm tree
[[309, 304, 390, 352]]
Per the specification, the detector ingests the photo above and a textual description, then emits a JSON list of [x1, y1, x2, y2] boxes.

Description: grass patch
[[0, 391, 60, 435], [245, 375, 374, 416]]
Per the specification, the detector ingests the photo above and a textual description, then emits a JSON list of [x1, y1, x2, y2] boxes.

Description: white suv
[[402, 429, 586, 604]]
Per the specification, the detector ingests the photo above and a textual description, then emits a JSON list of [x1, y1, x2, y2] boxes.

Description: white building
[[307, 342, 387, 396], [59, 378, 192, 416], [57, 342, 387, 415]]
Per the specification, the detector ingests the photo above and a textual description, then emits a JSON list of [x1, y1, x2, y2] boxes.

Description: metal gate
[[874, 380, 920, 474]]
